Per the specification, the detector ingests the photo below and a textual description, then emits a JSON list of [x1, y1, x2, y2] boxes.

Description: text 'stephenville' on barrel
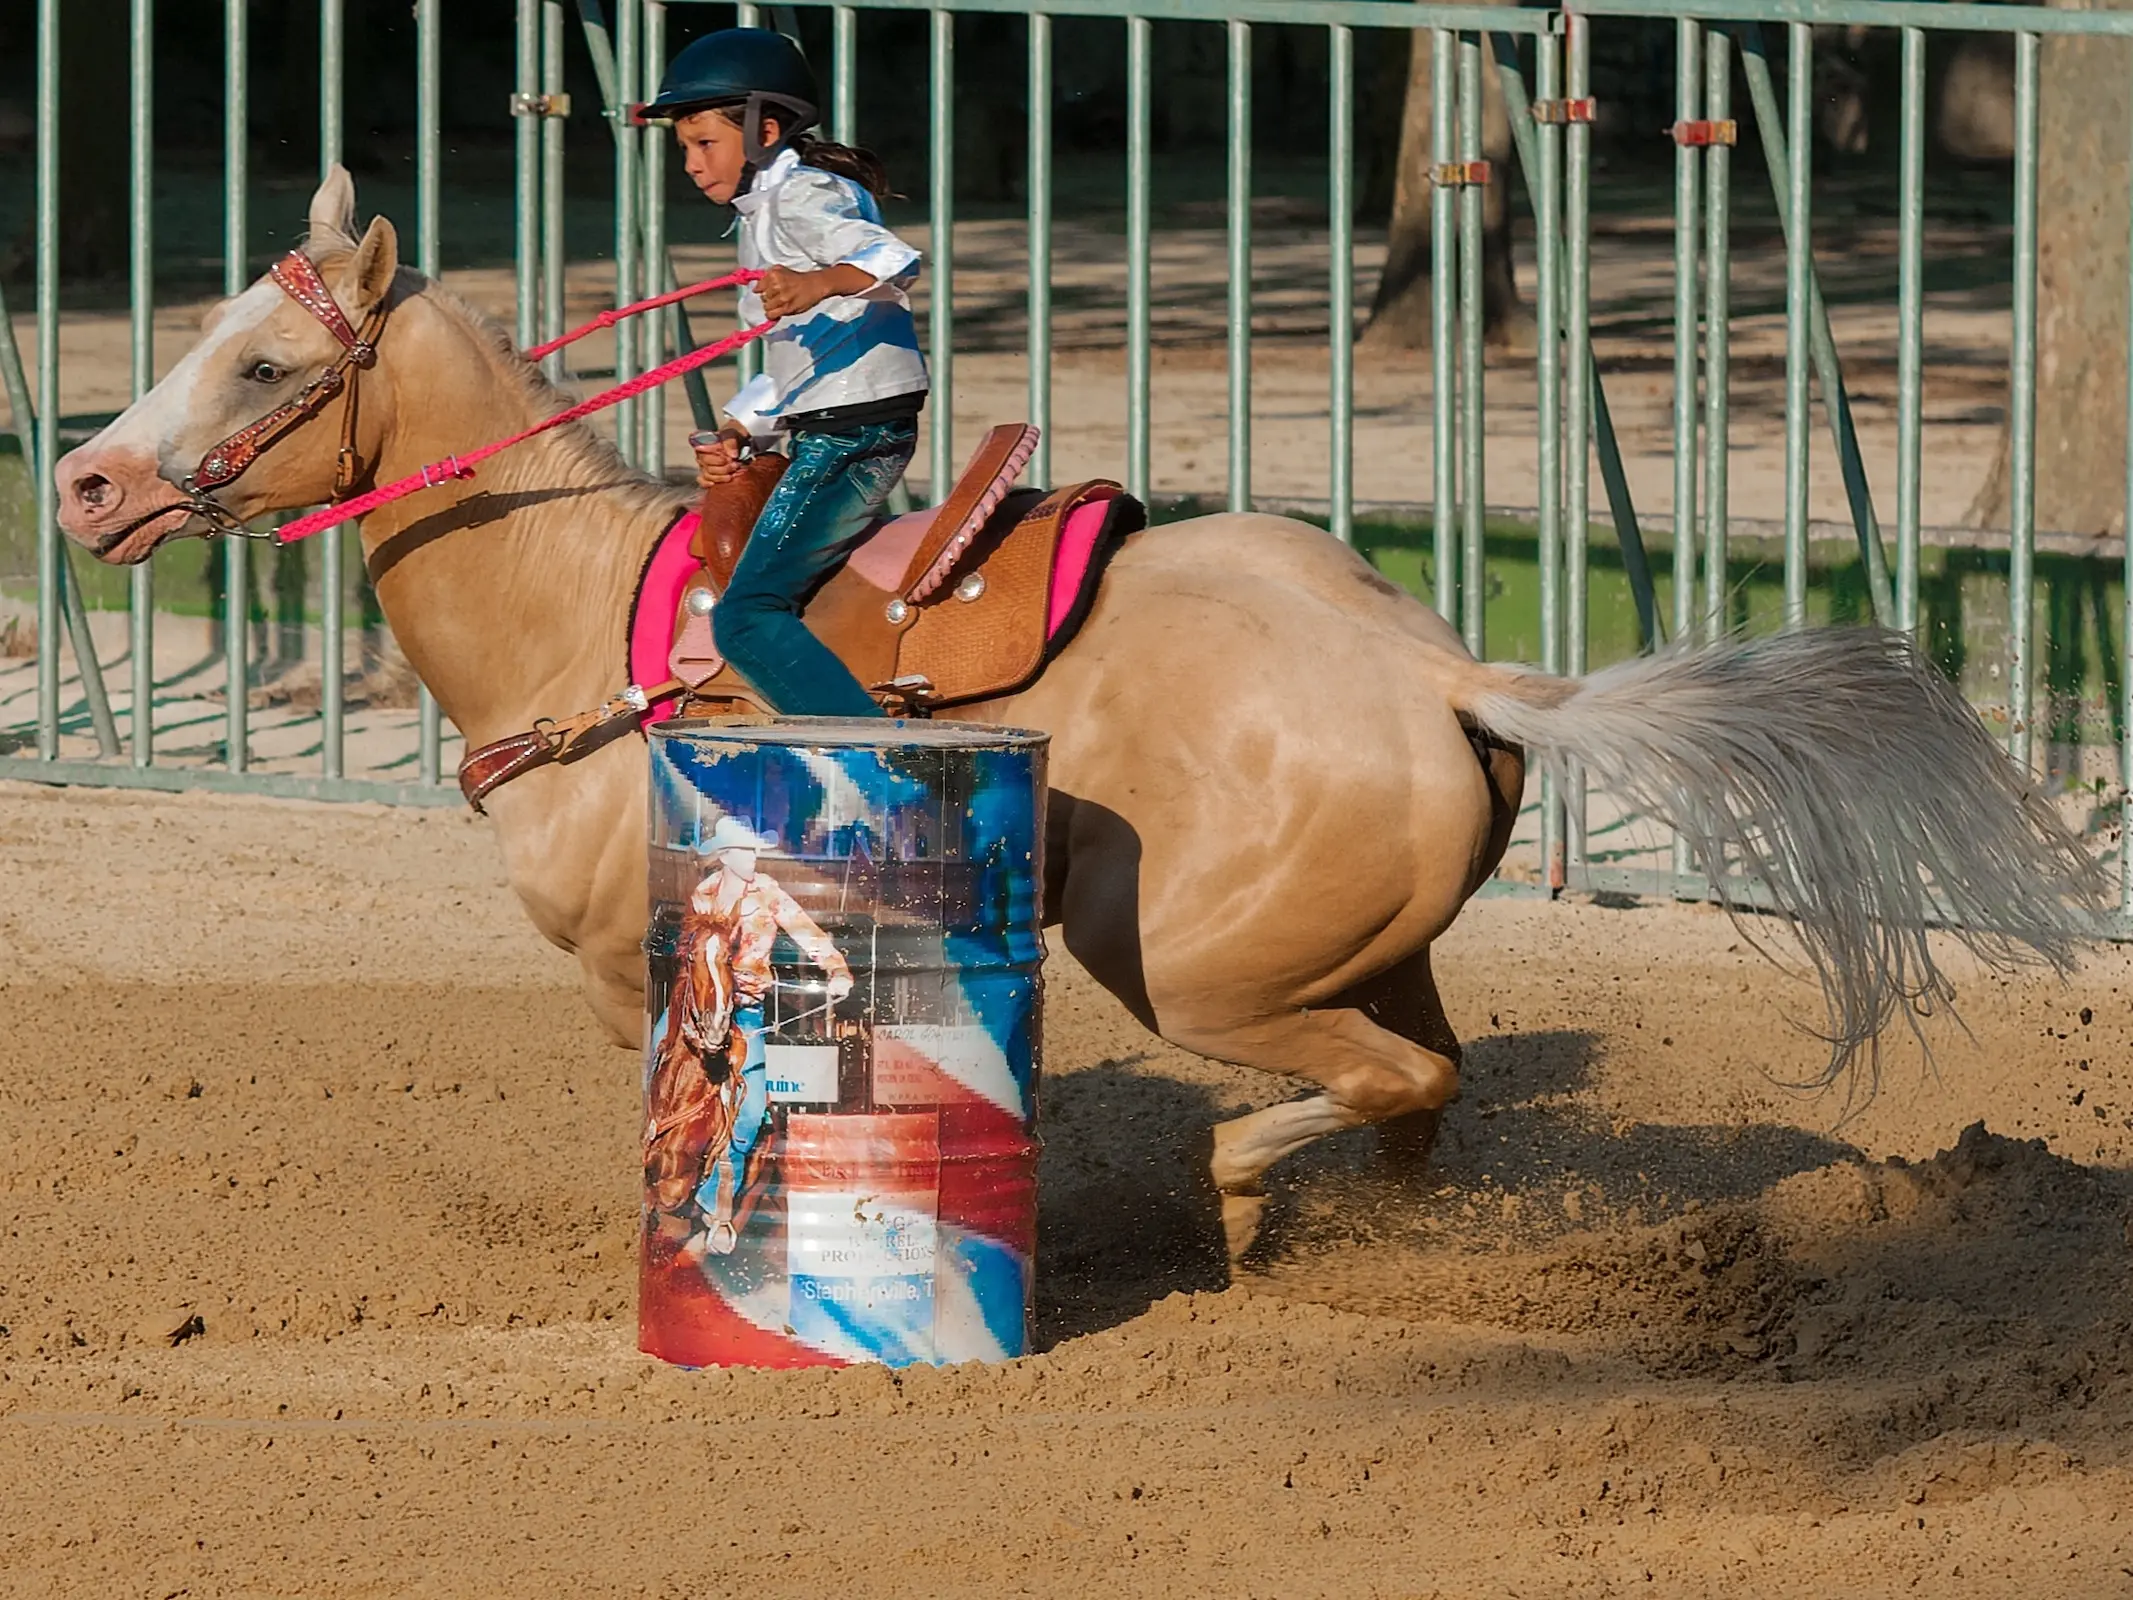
[[640, 717, 1049, 1370]]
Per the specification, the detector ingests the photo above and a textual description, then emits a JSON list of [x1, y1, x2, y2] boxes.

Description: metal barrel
[[640, 717, 1049, 1370]]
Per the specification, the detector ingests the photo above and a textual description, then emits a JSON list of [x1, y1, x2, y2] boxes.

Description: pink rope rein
[[273, 269, 768, 546], [521, 267, 764, 361]]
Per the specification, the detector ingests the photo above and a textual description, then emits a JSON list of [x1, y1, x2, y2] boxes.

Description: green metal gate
[[6, 0, 2132, 936]]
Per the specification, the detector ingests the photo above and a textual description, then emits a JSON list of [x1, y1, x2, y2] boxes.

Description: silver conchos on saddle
[[670, 577, 725, 688]]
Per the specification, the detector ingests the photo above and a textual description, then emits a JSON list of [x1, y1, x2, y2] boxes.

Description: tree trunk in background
[[58, 0, 129, 279], [1968, 1, 2133, 537], [1364, 17, 1527, 352], [1937, 33, 2017, 163]]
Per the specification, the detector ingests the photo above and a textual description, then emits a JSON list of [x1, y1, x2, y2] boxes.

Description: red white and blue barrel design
[[640, 717, 1048, 1369]]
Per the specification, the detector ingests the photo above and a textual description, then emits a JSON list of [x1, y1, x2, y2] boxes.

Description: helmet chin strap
[[741, 93, 780, 166], [737, 92, 818, 184], [732, 98, 775, 198]]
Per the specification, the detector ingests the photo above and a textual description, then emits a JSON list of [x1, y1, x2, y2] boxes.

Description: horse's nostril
[[74, 473, 116, 510]]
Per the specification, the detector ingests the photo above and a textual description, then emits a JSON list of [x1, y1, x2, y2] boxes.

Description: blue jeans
[[714, 420, 916, 717], [694, 1004, 767, 1226]]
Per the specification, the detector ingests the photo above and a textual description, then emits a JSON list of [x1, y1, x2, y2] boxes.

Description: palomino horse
[[644, 901, 749, 1222], [57, 171, 2104, 1260]]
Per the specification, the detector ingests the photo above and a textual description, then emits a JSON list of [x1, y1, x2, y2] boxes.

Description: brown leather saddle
[[669, 422, 1139, 715], [456, 423, 1144, 811]]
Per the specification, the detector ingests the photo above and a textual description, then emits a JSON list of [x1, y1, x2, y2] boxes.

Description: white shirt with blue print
[[723, 145, 929, 445]]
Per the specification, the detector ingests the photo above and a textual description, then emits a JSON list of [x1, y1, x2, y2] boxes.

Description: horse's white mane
[[309, 230, 690, 530], [421, 275, 680, 507], [292, 163, 689, 541]]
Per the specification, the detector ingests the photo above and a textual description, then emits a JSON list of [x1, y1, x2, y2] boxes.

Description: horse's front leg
[[574, 819, 657, 1049], [485, 738, 654, 1048]]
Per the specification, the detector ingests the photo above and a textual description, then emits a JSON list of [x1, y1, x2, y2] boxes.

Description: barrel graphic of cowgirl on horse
[[638, 722, 1046, 1370], [645, 814, 854, 1266]]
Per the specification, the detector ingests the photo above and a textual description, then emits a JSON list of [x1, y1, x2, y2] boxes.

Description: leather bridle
[[102, 249, 392, 546]]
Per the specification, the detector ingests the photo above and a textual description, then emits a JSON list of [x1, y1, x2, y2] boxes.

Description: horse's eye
[[246, 361, 287, 384]]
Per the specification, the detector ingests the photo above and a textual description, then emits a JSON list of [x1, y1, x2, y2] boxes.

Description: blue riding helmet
[[643, 28, 820, 164]]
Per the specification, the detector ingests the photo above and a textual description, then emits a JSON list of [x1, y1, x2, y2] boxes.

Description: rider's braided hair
[[789, 133, 895, 201]]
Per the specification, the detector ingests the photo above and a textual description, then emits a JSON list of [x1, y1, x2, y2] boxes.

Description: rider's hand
[[692, 425, 749, 489], [757, 267, 830, 320], [757, 264, 875, 320]]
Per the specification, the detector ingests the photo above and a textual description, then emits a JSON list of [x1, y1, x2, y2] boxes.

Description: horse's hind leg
[[1351, 946, 1464, 1171], [1176, 948, 1462, 1262]]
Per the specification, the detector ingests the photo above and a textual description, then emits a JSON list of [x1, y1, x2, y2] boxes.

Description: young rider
[[647, 28, 927, 718]]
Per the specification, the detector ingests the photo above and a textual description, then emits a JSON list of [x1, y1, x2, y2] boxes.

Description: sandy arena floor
[[4, 780, 2133, 1597]]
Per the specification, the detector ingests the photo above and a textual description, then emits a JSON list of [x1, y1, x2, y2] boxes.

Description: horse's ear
[[335, 215, 401, 323], [307, 165, 359, 252]]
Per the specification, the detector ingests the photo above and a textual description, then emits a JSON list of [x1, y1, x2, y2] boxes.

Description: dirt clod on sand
[[4, 782, 2133, 1597]]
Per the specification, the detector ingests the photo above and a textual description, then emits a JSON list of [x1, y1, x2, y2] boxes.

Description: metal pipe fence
[[7, 0, 2133, 937], [1560, 0, 2133, 933]]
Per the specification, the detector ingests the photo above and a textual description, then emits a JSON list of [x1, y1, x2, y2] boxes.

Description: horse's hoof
[[1375, 1107, 1445, 1175], [706, 1220, 739, 1256], [1219, 1190, 1267, 1265], [1208, 1118, 1259, 1197]]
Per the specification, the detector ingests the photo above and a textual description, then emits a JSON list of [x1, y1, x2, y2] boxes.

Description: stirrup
[[873, 674, 939, 717]]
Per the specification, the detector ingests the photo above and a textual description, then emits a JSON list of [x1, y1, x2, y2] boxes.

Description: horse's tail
[[1428, 624, 2108, 1092]]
